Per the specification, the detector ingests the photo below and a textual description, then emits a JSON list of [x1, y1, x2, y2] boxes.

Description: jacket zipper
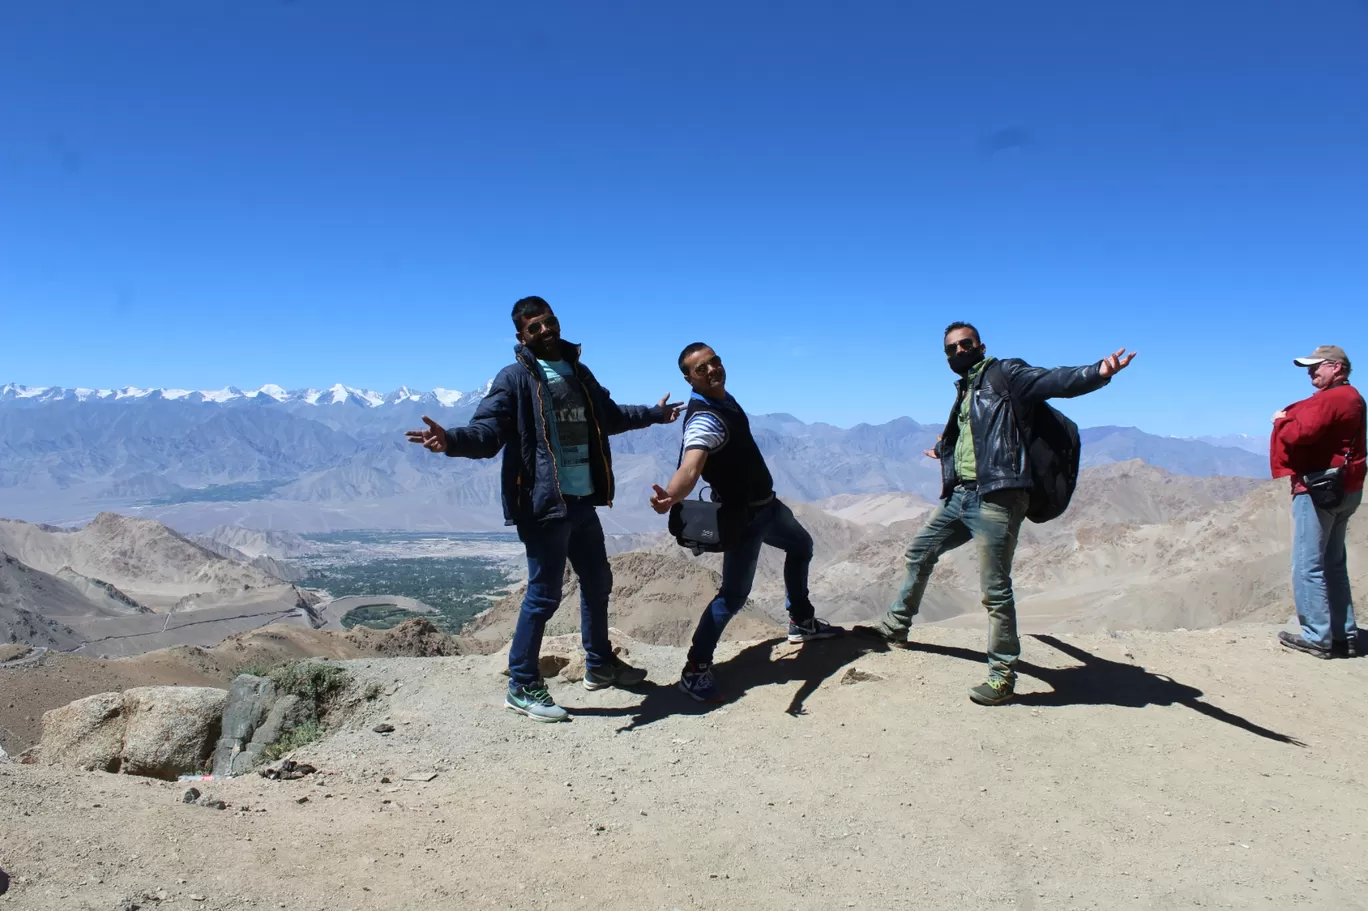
[[576, 365, 614, 508], [522, 357, 566, 515]]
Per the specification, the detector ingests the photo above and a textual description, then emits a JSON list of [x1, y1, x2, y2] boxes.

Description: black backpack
[[988, 361, 1081, 524]]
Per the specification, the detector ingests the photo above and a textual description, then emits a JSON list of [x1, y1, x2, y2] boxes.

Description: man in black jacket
[[406, 296, 681, 722], [860, 322, 1135, 705], [650, 343, 844, 703]]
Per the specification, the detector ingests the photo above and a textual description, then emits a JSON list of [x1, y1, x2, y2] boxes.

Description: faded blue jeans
[[877, 485, 1029, 684], [508, 499, 614, 688], [1292, 489, 1361, 649], [686, 499, 814, 666]]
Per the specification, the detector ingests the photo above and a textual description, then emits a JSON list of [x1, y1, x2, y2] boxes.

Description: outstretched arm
[[600, 392, 683, 435], [1002, 348, 1136, 406], [650, 449, 708, 514], [442, 376, 516, 458], [579, 365, 682, 434]]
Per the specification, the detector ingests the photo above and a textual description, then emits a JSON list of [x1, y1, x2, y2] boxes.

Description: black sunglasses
[[944, 338, 979, 356]]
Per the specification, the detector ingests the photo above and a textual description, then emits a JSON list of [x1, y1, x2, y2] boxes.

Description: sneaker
[[1333, 632, 1361, 659], [968, 678, 1015, 706], [853, 623, 909, 648], [677, 662, 723, 703], [1278, 630, 1333, 660], [505, 681, 569, 722], [583, 655, 648, 691], [788, 617, 846, 643]]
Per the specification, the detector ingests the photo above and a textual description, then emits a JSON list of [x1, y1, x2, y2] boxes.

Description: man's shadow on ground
[[574, 634, 891, 732], [907, 634, 1305, 747], [578, 632, 1304, 746]]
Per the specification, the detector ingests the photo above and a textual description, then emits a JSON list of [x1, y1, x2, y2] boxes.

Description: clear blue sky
[[2, 1, 1365, 436]]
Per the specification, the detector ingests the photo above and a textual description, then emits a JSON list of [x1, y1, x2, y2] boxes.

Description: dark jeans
[[508, 500, 613, 687], [876, 485, 1029, 684], [686, 499, 814, 666]]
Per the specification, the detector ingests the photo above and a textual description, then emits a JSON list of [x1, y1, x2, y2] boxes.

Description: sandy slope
[[3, 626, 1366, 910]]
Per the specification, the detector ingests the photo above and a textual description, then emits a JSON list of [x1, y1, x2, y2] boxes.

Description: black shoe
[[1332, 632, 1360, 659], [1278, 631, 1333, 660], [787, 617, 845, 643]]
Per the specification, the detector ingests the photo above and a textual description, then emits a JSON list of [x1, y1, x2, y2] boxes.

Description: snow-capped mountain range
[[0, 381, 494, 408]]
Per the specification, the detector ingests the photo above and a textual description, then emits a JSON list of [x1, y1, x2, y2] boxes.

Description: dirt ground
[[3, 624, 1367, 910]]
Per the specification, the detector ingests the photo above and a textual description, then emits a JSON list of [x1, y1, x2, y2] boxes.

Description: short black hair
[[511, 296, 552, 329], [677, 342, 712, 375], [944, 321, 980, 344]]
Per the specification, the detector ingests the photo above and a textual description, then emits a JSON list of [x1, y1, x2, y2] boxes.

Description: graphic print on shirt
[[538, 360, 595, 496]]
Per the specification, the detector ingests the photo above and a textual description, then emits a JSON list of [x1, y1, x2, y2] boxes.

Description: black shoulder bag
[[1301, 415, 1363, 510], [668, 486, 726, 555], [666, 437, 726, 554]]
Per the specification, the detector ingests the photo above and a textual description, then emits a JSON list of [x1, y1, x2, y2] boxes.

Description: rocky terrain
[[2, 625, 1365, 910], [589, 461, 1352, 636], [0, 619, 463, 755]]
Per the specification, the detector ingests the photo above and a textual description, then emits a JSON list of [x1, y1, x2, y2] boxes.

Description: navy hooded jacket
[[444, 340, 670, 525]]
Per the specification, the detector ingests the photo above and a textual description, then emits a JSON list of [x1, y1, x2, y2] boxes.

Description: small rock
[[189, 896, 206, 903], [402, 772, 437, 782], [295, 796, 310, 804], [182, 787, 202, 804], [538, 654, 570, 678], [840, 667, 886, 685], [373, 723, 395, 734], [380, 776, 392, 784]]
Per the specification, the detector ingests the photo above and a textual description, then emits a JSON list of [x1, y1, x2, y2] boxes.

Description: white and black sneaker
[[787, 617, 845, 643]]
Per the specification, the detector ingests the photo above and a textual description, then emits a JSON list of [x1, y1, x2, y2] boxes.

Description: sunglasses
[[944, 338, 979, 356]]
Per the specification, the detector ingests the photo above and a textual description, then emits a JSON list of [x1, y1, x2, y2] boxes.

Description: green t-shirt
[[537, 359, 595, 497], [953, 357, 993, 482]]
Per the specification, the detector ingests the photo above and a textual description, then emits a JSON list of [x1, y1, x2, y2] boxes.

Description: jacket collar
[[515, 338, 582, 371], [954, 355, 995, 392]]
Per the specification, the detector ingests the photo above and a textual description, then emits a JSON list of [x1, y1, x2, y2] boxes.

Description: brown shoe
[[1278, 630, 1333, 660]]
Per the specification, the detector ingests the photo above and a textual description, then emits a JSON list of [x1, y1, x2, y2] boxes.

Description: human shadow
[[573, 634, 891, 732], [906, 634, 1305, 747], [0, 867, 9, 896]]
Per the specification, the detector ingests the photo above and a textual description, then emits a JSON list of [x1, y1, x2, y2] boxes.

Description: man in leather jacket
[[860, 321, 1135, 705]]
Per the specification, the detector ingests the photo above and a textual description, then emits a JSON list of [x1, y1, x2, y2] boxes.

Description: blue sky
[[2, 1, 1365, 436]]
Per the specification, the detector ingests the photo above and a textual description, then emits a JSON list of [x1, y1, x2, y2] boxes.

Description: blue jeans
[[508, 500, 614, 687], [1292, 490, 1361, 649], [686, 499, 814, 666], [878, 485, 1029, 684]]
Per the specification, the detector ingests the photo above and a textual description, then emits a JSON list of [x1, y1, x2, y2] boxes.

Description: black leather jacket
[[936, 357, 1110, 500]]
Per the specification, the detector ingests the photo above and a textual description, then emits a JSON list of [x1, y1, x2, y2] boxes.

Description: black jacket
[[444, 340, 670, 525], [936, 357, 1110, 500], [682, 392, 775, 508]]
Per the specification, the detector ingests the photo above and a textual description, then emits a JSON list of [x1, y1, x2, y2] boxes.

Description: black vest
[[684, 394, 775, 507]]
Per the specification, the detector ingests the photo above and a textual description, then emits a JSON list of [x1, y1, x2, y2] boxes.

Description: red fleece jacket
[[1270, 381, 1366, 495]]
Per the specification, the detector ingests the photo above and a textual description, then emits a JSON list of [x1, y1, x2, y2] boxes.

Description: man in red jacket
[[1270, 345, 1366, 659]]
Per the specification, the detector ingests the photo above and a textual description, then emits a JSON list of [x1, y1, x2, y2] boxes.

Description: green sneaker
[[583, 655, 648, 691], [505, 681, 569, 722], [968, 678, 1014, 706]]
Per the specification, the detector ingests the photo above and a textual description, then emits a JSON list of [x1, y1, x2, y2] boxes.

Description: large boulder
[[36, 686, 228, 780], [210, 675, 277, 777], [120, 687, 229, 779], [35, 691, 126, 773], [231, 694, 309, 775]]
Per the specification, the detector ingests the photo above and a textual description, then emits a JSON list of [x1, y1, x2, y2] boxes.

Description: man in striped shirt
[[651, 343, 844, 702]]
